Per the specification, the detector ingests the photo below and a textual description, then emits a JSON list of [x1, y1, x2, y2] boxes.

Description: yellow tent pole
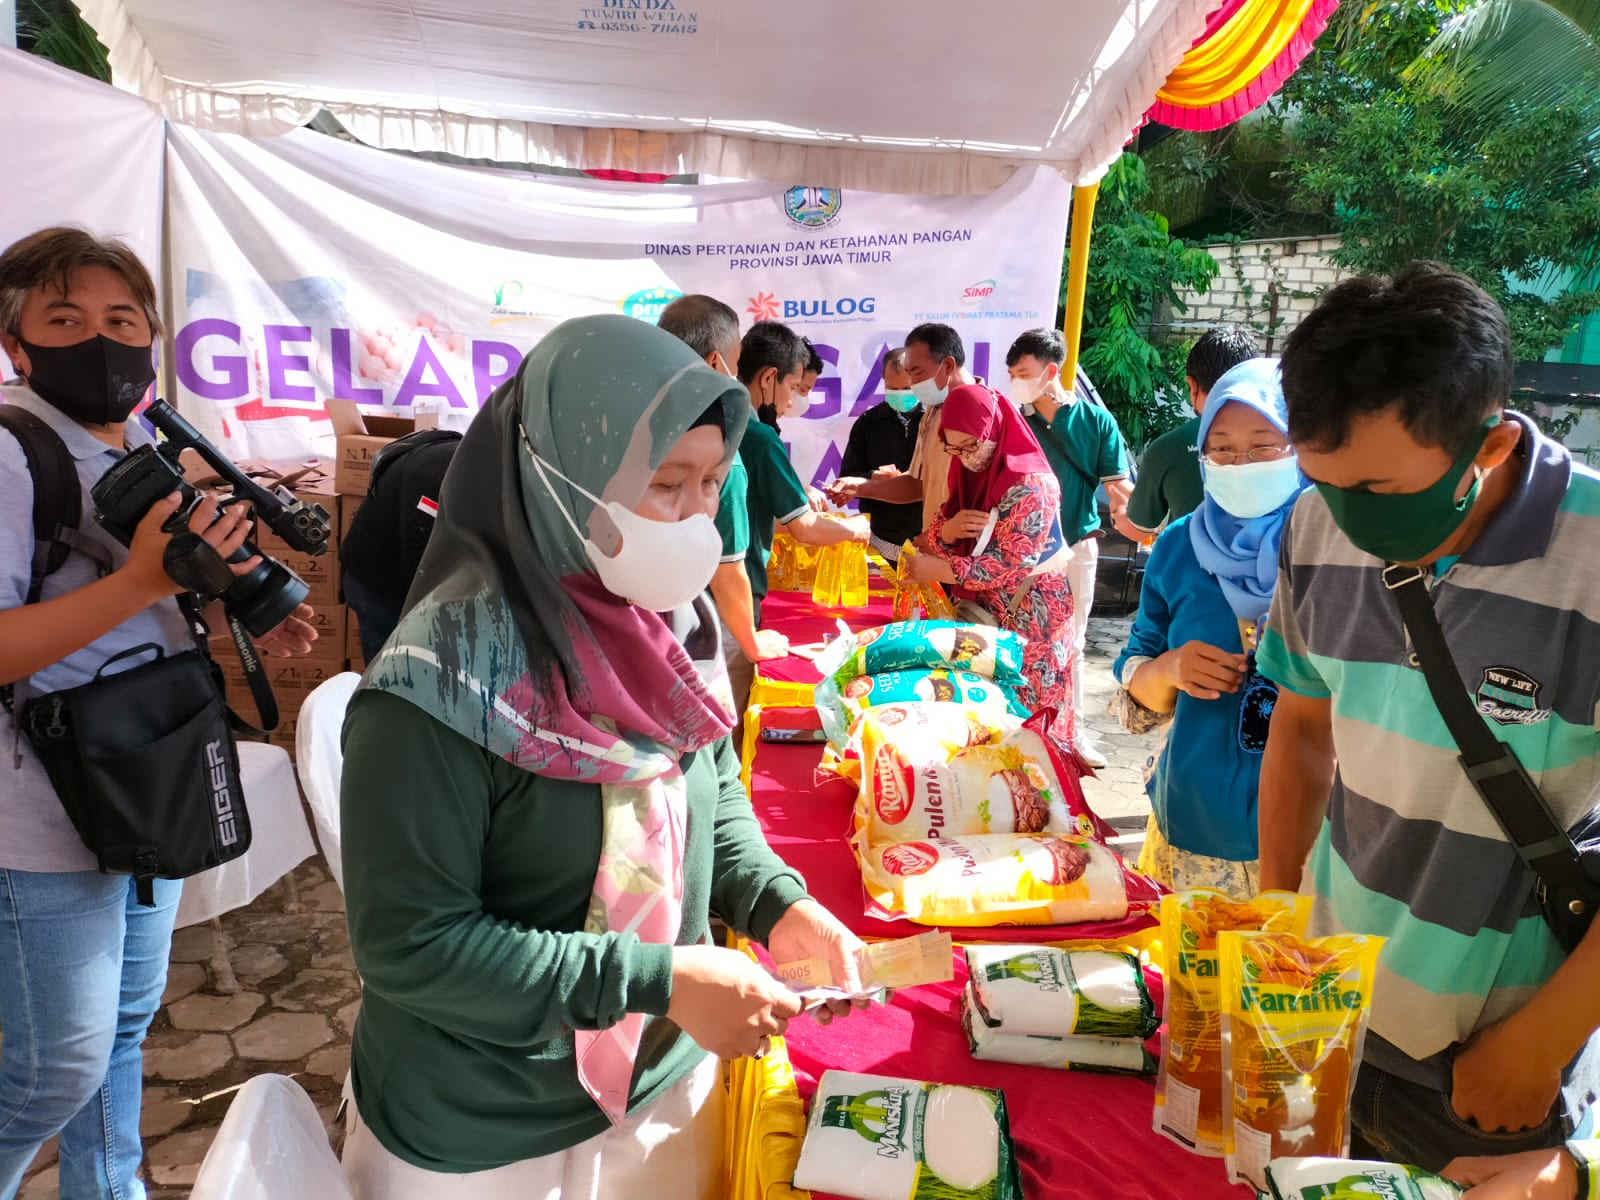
[[1062, 181, 1100, 383]]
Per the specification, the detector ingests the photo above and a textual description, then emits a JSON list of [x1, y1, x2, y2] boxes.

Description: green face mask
[[883, 389, 919, 414], [1315, 416, 1501, 564]]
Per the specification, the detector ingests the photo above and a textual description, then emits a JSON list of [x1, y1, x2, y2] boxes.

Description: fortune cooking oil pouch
[[1154, 890, 1314, 1157], [1219, 931, 1385, 1193], [855, 705, 1099, 846], [816, 668, 1027, 749], [861, 833, 1130, 927], [1261, 1157, 1464, 1200], [964, 945, 1158, 1041], [792, 1071, 1023, 1200]]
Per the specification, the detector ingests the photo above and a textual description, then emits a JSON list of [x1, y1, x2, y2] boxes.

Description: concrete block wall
[[1166, 235, 1348, 352]]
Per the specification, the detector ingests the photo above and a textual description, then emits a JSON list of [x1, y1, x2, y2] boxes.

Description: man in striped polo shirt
[[1257, 263, 1600, 1171]]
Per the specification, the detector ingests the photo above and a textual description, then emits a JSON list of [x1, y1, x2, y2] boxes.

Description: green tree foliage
[[1069, 154, 1219, 446], [18, 0, 110, 82], [1276, 0, 1600, 361]]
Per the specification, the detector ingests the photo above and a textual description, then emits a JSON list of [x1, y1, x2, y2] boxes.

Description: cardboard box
[[327, 399, 437, 497], [219, 658, 344, 727]]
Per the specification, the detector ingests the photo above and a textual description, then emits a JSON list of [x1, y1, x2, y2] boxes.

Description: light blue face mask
[[884, 389, 919, 414], [1201, 455, 1304, 519]]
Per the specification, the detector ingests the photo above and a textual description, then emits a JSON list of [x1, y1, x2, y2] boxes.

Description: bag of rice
[[1260, 1157, 1464, 1200], [1154, 890, 1314, 1158], [816, 669, 1027, 749], [824, 621, 1026, 688], [961, 991, 1156, 1076], [964, 944, 1158, 1040], [1220, 931, 1386, 1193], [856, 706, 1100, 845], [861, 833, 1130, 926], [792, 1071, 1022, 1200]]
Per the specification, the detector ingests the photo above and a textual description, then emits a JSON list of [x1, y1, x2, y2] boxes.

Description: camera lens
[[223, 550, 311, 637]]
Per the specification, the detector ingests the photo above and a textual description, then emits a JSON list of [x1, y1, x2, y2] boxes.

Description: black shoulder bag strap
[[0, 405, 83, 605], [1384, 562, 1598, 950]]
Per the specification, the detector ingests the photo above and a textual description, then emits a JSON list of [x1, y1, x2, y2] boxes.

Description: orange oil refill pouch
[[1218, 930, 1386, 1193], [1153, 889, 1313, 1156]]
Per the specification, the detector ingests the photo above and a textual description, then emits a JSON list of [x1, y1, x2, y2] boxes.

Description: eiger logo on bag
[[1476, 666, 1551, 727], [206, 740, 241, 846]]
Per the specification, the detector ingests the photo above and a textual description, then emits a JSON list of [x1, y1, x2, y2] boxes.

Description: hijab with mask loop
[[366, 313, 749, 783], [1187, 357, 1309, 625]]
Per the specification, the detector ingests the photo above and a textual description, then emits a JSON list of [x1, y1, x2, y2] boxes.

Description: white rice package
[[862, 833, 1130, 927], [1261, 1157, 1464, 1199], [960, 991, 1155, 1076], [793, 1071, 1022, 1200], [963, 945, 1158, 1041]]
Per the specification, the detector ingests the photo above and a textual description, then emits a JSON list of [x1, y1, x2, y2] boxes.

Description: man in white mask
[[828, 323, 972, 541], [1007, 328, 1133, 768]]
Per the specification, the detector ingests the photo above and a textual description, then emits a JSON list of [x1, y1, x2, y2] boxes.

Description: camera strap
[[177, 595, 280, 736]]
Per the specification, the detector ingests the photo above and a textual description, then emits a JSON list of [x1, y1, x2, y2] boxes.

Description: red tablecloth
[[782, 950, 1251, 1200], [754, 588, 900, 688]]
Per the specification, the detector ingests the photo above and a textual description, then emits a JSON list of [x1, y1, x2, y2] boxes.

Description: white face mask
[[910, 361, 949, 408], [1009, 375, 1044, 408], [521, 428, 723, 612], [1201, 455, 1304, 519], [786, 389, 813, 420]]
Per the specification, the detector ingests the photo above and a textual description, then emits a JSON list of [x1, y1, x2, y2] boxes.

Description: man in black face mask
[[0, 227, 316, 1199]]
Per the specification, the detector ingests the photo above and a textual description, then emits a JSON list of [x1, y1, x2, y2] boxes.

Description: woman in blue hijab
[[1112, 358, 1308, 894]]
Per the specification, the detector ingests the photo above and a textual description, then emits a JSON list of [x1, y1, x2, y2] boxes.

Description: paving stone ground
[[16, 616, 1155, 1197]]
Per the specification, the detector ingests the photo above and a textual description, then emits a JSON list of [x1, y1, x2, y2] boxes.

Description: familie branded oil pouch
[[1218, 931, 1386, 1193], [963, 944, 1158, 1041], [860, 833, 1132, 927], [791, 1070, 1022, 1200], [855, 704, 1106, 847], [821, 620, 1027, 691], [815, 667, 1027, 749], [1261, 1157, 1464, 1200], [1154, 890, 1313, 1157]]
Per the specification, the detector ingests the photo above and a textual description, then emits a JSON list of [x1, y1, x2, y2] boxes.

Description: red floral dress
[[928, 473, 1075, 742]]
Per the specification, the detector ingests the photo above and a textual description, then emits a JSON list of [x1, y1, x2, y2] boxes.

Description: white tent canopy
[[77, 0, 1218, 192]]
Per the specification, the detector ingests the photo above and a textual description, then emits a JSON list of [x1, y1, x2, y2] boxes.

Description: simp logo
[[783, 186, 843, 229], [960, 279, 997, 306], [206, 740, 241, 848], [747, 292, 781, 321], [619, 286, 683, 321]]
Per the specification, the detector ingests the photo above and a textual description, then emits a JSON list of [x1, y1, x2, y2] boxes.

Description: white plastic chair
[[295, 672, 363, 894], [190, 1074, 352, 1200]]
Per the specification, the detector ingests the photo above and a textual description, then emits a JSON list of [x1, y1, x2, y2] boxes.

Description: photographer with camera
[[0, 228, 316, 1200]]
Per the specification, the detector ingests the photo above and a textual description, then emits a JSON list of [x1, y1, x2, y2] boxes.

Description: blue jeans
[[0, 870, 180, 1200]]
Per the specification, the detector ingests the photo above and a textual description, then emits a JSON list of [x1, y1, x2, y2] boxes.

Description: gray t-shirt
[[1, 383, 191, 871]]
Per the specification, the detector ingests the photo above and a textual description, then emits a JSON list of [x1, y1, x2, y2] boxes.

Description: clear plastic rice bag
[[793, 1070, 1022, 1200], [1261, 1157, 1463, 1199], [822, 621, 1026, 688], [963, 944, 1158, 1041]]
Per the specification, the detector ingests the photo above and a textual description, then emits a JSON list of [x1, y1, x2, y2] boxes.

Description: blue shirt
[[0, 383, 191, 871], [1113, 514, 1261, 861]]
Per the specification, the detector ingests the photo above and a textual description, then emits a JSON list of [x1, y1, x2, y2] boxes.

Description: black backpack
[[341, 427, 462, 661]]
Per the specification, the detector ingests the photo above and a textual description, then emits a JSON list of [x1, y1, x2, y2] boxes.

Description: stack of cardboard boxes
[[205, 402, 434, 760]]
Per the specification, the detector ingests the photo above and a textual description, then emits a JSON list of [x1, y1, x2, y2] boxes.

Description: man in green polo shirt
[[659, 295, 792, 718], [1007, 328, 1131, 768], [1124, 327, 1258, 540]]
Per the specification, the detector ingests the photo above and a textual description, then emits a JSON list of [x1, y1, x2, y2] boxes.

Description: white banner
[[165, 125, 1070, 488], [0, 50, 165, 379]]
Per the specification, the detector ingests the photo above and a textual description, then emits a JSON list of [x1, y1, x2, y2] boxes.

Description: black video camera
[[91, 401, 332, 636]]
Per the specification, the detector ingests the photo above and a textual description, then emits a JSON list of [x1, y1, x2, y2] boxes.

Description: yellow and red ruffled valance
[[1148, 0, 1340, 131]]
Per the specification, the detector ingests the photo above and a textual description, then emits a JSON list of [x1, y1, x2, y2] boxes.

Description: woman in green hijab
[[338, 315, 864, 1199]]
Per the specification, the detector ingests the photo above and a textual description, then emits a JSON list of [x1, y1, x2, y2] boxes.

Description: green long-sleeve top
[[340, 689, 808, 1172]]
